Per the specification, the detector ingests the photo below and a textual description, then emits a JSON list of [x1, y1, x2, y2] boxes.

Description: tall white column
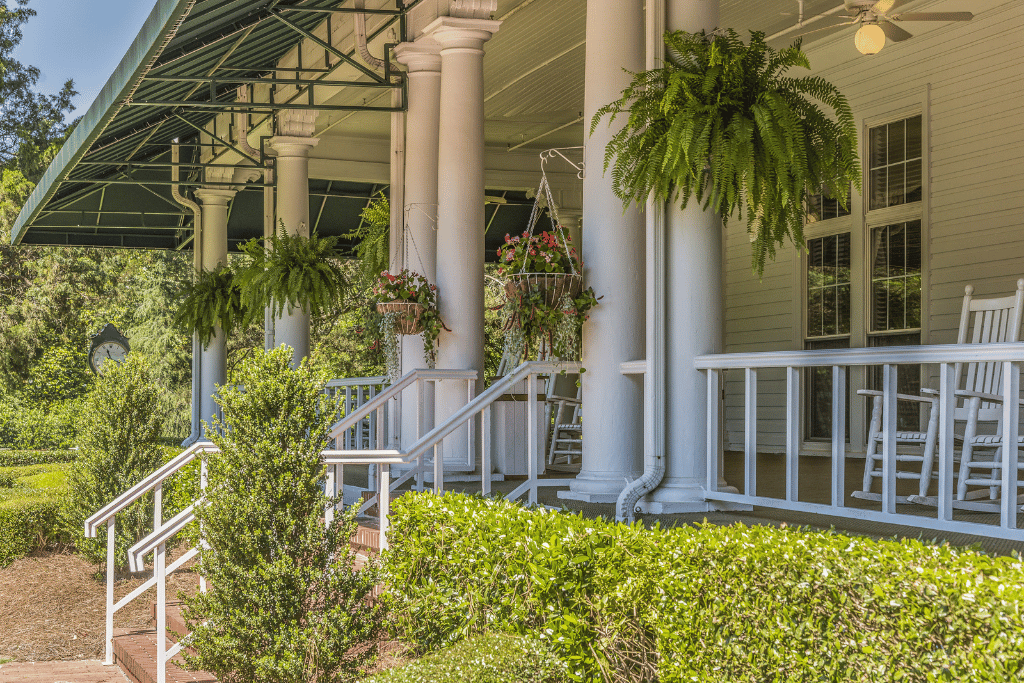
[[270, 111, 319, 366], [561, 0, 646, 503], [642, 0, 724, 513], [395, 40, 442, 448], [425, 16, 500, 467], [193, 188, 236, 433]]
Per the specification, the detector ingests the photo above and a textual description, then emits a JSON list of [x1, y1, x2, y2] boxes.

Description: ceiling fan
[[799, 1, 974, 55]]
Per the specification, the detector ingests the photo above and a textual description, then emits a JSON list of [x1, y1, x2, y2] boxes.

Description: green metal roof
[[11, 0, 407, 252]]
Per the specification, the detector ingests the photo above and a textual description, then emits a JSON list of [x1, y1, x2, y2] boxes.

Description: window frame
[[794, 86, 932, 454]]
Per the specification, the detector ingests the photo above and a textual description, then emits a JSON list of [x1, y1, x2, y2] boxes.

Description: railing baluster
[[416, 378, 425, 492], [105, 518, 115, 664], [882, 364, 898, 515], [1001, 361, 1020, 529], [785, 366, 800, 502], [356, 386, 365, 449], [433, 443, 443, 494], [707, 369, 721, 493], [467, 377, 475, 469], [831, 366, 846, 508], [482, 406, 492, 496], [744, 368, 757, 497], [344, 387, 353, 450], [528, 372, 538, 505], [938, 363, 955, 522], [325, 466, 335, 526], [156, 540, 166, 683], [379, 464, 390, 552]]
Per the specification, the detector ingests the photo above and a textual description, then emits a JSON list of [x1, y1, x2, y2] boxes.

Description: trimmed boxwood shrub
[[361, 633, 568, 683], [382, 492, 1024, 683], [0, 449, 77, 467], [0, 465, 69, 566]]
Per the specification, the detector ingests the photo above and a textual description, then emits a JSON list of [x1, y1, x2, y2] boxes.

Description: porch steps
[[110, 523, 381, 683]]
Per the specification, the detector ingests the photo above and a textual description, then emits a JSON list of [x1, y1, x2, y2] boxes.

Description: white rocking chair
[[853, 280, 1024, 504]]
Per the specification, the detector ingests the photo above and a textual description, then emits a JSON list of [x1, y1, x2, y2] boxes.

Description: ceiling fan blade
[[791, 20, 857, 39], [892, 12, 974, 21], [879, 20, 913, 41], [871, 0, 899, 13]]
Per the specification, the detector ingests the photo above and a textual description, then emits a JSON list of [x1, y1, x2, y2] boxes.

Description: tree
[[182, 347, 381, 683]]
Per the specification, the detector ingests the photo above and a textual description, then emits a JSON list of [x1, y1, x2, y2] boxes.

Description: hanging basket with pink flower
[[373, 269, 445, 379], [497, 173, 598, 360]]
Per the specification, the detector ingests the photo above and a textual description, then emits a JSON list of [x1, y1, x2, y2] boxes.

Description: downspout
[[353, 0, 386, 70], [171, 140, 205, 448], [234, 86, 275, 350], [616, 0, 666, 524]]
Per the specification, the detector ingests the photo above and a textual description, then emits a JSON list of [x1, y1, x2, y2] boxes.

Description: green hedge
[[383, 492, 1024, 683], [0, 464, 70, 566], [0, 449, 78, 467], [361, 633, 567, 683]]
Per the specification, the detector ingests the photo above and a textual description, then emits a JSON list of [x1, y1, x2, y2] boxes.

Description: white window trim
[[795, 84, 932, 454]]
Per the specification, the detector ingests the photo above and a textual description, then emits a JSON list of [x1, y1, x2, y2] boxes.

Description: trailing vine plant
[[174, 264, 245, 346], [594, 29, 860, 275], [236, 222, 345, 320], [373, 269, 445, 380], [498, 230, 598, 360]]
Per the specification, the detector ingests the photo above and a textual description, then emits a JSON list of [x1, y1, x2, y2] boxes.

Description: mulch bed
[[0, 549, 199, 662]]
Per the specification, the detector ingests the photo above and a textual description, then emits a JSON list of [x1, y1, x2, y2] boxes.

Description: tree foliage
[[182, 347, 381, 683], [594, 29, 860, 275]]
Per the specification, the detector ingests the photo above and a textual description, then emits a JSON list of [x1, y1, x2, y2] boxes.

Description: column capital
[[194, 187, 237, 205], [394, 39, 442, 73], [270, 135, 320, 158], [276, 109, 318, 137], [422, 16, 500, 53]]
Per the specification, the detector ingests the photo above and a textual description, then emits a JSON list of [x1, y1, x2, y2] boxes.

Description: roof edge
[[11, 0, 197, 245]]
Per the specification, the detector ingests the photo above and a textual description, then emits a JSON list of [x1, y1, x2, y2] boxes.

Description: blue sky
[[13, 0, 154, 115]]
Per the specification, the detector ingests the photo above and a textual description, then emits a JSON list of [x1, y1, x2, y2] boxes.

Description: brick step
[[113, 523, 380, 683], [112, 627, 215, 683]]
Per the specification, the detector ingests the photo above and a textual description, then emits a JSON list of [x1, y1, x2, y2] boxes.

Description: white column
[[560, 0, 646, 503], [425, 16, 500, 467], [395, 40, 442, 449], [193, 188, 235, 433], [642, 0, 723, 513], [270, 111, 319, 366]]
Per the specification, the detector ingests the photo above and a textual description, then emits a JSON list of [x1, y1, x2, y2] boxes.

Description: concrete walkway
[[0, 660, 129, 683]]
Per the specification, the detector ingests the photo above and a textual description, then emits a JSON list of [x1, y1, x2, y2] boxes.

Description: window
[[870, 221, 922, 333], [805, 233, 851, 441], [806, 184, 852, 224], [869, 115, 922, 210]]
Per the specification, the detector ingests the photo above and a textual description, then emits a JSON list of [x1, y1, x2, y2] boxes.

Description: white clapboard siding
[[722, 0, 1024, 454]]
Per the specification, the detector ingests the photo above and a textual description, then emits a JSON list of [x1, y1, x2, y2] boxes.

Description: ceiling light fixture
[[854, 23, 886, 55]]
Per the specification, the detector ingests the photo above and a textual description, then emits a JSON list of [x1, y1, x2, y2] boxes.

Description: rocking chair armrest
[[953, 389, 1024, 405], [920, 388, 940, 396], [546, 396, 581, 406], [856, 389, 938, 404]]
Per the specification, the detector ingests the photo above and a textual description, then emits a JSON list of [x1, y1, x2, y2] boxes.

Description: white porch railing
[[83, 441, 217, 679], [323, 360, 583, 549], [696, 342, 1024, 541], [324, 376, 388, 450]]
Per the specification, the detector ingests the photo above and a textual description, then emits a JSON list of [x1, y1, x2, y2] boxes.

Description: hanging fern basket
[[376, 301, 426, 335], [505, 273, 583, 307]]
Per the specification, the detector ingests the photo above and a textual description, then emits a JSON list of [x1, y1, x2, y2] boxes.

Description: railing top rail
[[327, 368, 480, 440], [325, 376, 388, 388], [403, 360, 582, 461], [322, 449, 409, 465], [127, 502, 197, 573], [695, 342, 1024, 370], [84, 441, 218, 537]]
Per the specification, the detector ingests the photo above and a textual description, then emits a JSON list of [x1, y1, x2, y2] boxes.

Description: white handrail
[[699, 343, 1024, 541], [404, 361, 580, 462], [84, 441, 216, 537], [128, 502, 198, 573], [327, 369, 477, 440], [695, 342, 1024, 369]]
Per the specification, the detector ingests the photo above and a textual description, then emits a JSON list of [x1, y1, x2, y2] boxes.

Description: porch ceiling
[[11, 0, 861, 252]]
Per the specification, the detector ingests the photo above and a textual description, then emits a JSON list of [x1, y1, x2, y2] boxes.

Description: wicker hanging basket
[[505, 273, 583, 307], [376, 301, 426, 335]]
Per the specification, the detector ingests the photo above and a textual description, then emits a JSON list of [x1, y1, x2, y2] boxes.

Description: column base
[[636, 478, 749, 514], [558, 471, 637, 504]]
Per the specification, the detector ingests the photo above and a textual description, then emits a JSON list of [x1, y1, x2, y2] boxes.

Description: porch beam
[[130, 100, 402, 113], [143, 75, 397, 89], [271, 10, 386, 84]]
